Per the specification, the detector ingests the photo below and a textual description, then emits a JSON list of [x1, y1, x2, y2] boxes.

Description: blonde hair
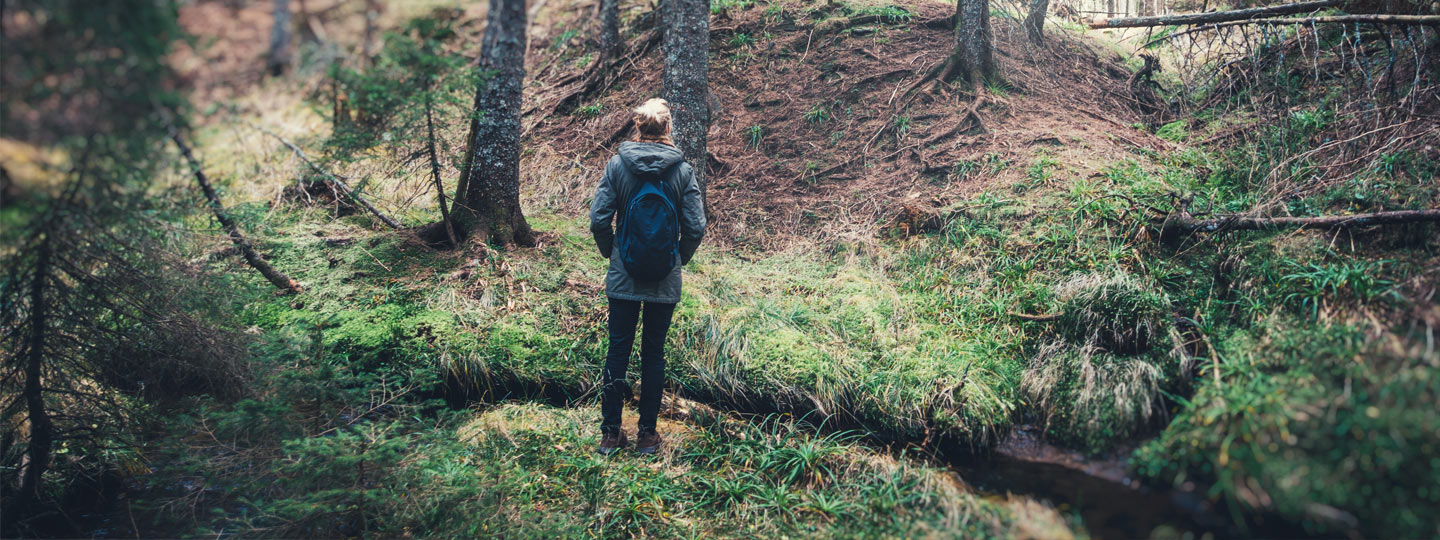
[[632, 98, 674, 145]]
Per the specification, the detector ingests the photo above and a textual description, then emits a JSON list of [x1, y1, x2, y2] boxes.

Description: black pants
[[600, 298, 676, 435]]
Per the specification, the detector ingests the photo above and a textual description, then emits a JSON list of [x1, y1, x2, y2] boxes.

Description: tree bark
[[17, 233, 53, 509], [1089, 0, 1340, 27], [948, 0, 996, 82], [1159, 209, 1440, 237], [173, 135, 303, 293], [1025, 0, 1051, 43], [458, 0, 535, 246], [268, 0, 293, 75], [599, 0, 621, 57], [663, 0, 712, 200]]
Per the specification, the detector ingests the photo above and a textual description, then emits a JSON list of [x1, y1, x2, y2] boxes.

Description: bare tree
[[268, 0, 292, 75], [663, 0, 711, 199], [456, 0, 535, 246], [1026, 0, 1051, 43]]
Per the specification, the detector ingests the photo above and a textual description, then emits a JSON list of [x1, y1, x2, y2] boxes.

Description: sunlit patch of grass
[[441, 402, 1061, 538]]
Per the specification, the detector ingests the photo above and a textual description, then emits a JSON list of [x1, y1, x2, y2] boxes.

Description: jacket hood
[[618, 141, 685, 177]]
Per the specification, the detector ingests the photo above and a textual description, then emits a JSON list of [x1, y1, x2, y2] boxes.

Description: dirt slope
[[172, 0, 1170, 246], [522, 0, 1172, 246]]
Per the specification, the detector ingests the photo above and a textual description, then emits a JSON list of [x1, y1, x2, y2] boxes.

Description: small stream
[[951, 425, 1232, 539]]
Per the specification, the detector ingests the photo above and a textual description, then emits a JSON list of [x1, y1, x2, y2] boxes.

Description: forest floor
[[102, 0, 1440, 538]]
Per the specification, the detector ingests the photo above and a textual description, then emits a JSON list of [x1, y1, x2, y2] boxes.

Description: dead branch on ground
[[249, 123, 402, 229], [1159, 209, 1440, 237], [1089, 0, 1341, 28], [172, 133, 302, 293]]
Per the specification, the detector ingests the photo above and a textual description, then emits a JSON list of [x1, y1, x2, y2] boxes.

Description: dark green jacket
[[589, 142, 706, 303]]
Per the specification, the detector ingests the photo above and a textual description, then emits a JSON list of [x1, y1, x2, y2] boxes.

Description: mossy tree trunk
[[662, 0, 711, 200], [945, 0, 996, 83], [599, 0, 620, 57], [457, 0, 535, 247]]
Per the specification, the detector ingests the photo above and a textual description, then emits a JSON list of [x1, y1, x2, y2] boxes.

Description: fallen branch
[[249, 123, 402, 229], [1146, 14, 1440, 45], [1009, 311, 1061, 321], [1088, 0, 1339, 28], [172, 133, 302, 293], [1160, 209, 1440, 236]]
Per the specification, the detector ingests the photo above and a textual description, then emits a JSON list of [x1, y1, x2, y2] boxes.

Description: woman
[[589, 98, 706, 455]]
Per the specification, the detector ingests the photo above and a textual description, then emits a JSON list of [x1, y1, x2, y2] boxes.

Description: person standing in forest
[[589, 98, 706, 455]]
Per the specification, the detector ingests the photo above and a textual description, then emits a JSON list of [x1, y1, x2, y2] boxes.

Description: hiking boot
[[635, 430, 662, 455], [599, 430, 628, 456]]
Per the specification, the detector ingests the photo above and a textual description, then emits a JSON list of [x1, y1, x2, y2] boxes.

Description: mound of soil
[[522, 0, 1172, 245]]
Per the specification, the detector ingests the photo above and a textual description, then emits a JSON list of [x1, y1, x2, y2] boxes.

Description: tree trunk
[[424, 84, 458, 247], [268, 0, 292, 75], [663, 0, 712, 202], [17, 234, 53, 509], [1025, 0, 1051, 43], [948, 0, 995, 82], [1138, 0, 1153, 17], [1107, 0, 1115, 17], [457, 0, 535, 246], [173, 135, 303, 293], [599, 0, 621, 57]]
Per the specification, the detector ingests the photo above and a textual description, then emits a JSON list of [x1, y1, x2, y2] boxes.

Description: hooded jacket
[[589, 142, 706, 304]]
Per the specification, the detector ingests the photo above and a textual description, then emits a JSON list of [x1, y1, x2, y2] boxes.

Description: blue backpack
[[617, 167, 681, 282]]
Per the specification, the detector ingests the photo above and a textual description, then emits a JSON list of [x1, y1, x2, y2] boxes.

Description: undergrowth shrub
[[1024, 272, 1186, 452], [1133, 320, 1440, 538], [1021, 344, 1170, 453], [1055, 272, 1172, 355]]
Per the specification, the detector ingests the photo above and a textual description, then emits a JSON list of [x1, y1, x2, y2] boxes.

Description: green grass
[[574, 103, 605, 118], [711, 0, 756, 15], [745, 124, 764, 150], [164, 42, 1440, 537], [803, 103, 831, 125], [140, 367, 1075, 537]]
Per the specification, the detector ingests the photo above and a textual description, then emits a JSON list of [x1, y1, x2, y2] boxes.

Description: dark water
[[950, 426, 1231, 540], [949, 426, 1322, 540], [954, 454, 1229, 539]]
